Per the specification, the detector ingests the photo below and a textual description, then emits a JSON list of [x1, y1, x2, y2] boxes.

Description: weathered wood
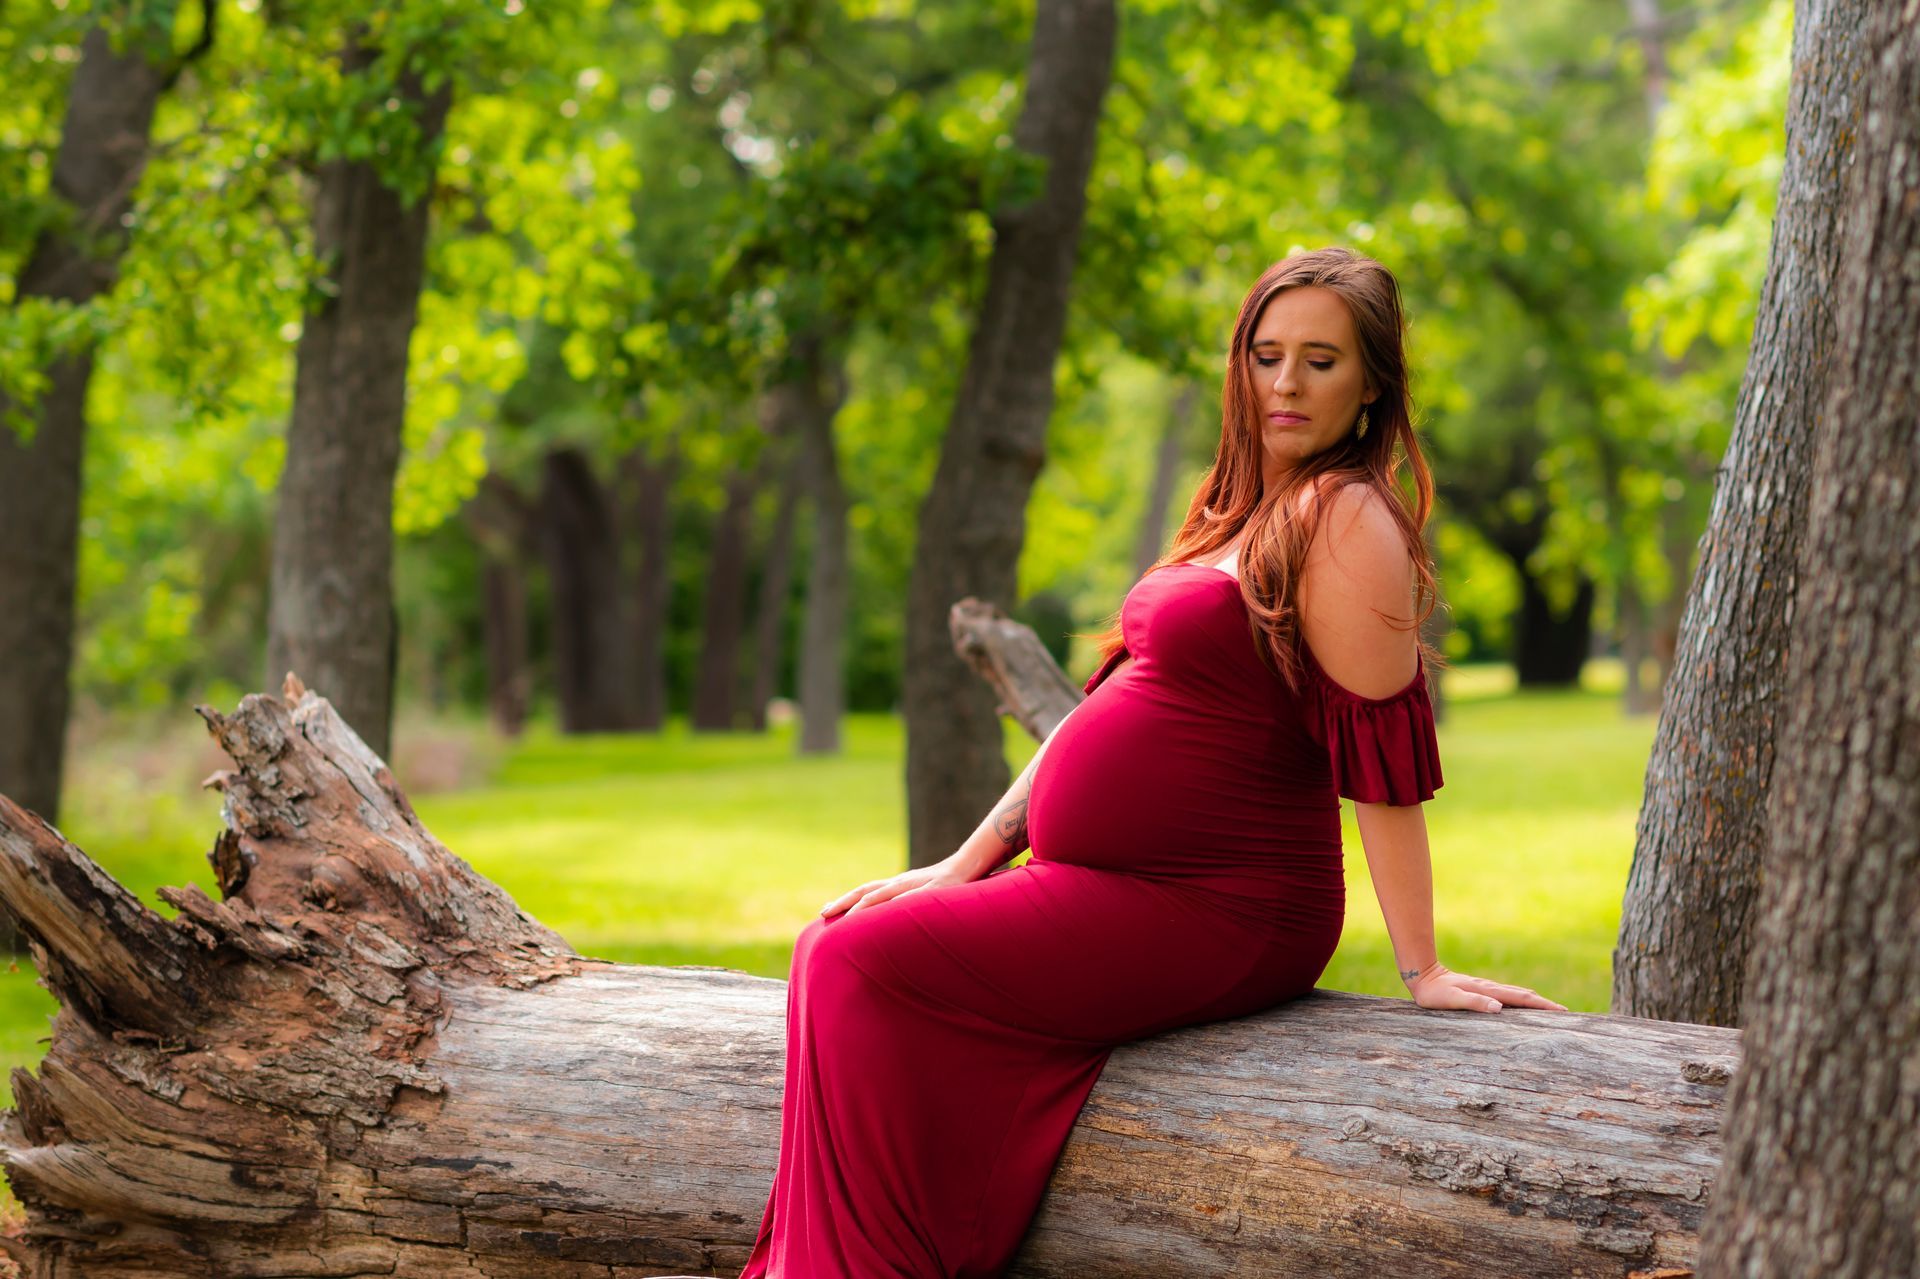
[[949, 598, 1083, 741], [0, 674, 1735, 1277]]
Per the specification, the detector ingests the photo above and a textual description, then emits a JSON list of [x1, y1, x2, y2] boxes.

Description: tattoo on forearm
[[1400, 967, 1421, 983], [991, 796, 1029, 851]]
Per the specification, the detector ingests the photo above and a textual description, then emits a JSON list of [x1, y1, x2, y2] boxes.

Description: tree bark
[[0, 673, 1736, 1278], [1699, 9, 1920, 1272], [540, 448, 637, 733], [1612, 0, 1871, 1028], [690, 464, 759, 732], [903, 0, 1118, 867], [265, 37, 450, 760], [0, 19, 176, 826]]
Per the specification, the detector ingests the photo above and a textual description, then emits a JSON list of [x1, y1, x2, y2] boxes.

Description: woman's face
[[1247, 285, 1378, 481]]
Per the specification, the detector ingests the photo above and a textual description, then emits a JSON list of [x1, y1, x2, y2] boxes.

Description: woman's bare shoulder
[[1298, 480, 1418, 698]]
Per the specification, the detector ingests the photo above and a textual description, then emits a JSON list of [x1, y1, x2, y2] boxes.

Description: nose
[[1271, 359, 1301, 397]]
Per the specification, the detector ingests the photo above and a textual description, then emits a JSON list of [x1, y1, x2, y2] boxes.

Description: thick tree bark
[[540, 448, 637, 733], [1612, 0, 1870, 1027], [745, 433, 802, 732], [0, 20, 176, 826], [903, 0, 1118, 867], [265, 37, 450, 761], [690, 464, 759, 731], [623, 439, 680, 732], [1699, 9, 1920, 1272], [786, 337, 852, 756], [0, 672, 1736, 1278], [1131, 381, 1197, 579]]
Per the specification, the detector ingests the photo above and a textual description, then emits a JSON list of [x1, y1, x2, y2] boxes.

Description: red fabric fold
[[1302, 645, 1444, 806]]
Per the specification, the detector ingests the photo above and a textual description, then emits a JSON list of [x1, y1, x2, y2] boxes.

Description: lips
[[1268, 411, 1308, 423]]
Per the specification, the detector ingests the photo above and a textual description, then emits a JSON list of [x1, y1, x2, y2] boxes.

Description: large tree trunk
[[540, 447, 637, 733], [0, 19, 177, 827], [624, 439, 680, 732], [1611, 0, 1870, 1028], [265, 37, 450, 761], [1700, 9, 1920, 1271], [903, 0, 1118, 867], [690, 464, 759, 731], [0, 670, 1736, 1278], [787, 337, 852, 756]]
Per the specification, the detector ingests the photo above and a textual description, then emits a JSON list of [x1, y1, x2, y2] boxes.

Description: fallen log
[[0, 669, 1737, 1277]]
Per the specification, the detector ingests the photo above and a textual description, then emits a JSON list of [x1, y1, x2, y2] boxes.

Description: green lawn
[[0, 662, 1656, 1125]]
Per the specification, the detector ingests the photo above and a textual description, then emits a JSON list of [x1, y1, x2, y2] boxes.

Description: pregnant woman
[[738, 246, 1568, 1279]]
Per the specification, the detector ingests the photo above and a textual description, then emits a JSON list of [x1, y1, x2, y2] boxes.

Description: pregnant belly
[[1027, 680, 1342, 878]]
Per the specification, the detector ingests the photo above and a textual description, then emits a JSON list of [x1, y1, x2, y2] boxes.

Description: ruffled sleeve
[[1082, 643, 1131, 696], [1302, 645, 1443, 805]]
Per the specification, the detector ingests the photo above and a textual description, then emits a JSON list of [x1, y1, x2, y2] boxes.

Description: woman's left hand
[[1406, 961, 1568, 1013]]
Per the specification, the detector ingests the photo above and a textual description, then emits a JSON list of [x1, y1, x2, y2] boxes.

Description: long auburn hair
[[1088, 247, 1441, 693]]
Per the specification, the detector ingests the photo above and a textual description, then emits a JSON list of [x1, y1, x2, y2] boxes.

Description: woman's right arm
[[824, 662, 1128, 915]]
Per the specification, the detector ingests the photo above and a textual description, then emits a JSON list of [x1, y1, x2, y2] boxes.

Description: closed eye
[[1255, 357, 1335, 370]]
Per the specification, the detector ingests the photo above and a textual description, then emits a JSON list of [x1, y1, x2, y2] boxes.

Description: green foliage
[[8, 0, 1791, 723]]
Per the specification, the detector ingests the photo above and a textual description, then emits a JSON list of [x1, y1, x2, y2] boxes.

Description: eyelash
[[1255, 357, 1333, 370]]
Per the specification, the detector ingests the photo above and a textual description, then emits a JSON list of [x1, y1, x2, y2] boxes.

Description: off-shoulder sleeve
[[1083, 643, 1131, 696], [1303, 646, 1443, 805]]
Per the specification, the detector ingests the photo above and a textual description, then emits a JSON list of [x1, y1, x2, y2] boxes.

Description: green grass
[[0, 662, 1657, 1126]]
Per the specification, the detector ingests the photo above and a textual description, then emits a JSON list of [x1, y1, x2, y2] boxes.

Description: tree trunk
[[690, 464, 759, 731], [1612, 0, 1870, 1028], [0, 20, 175, 826], [265, 37, 450, 760], [480, 557, 530, 737], [1699, 9, 1920, 1271], [745, 434, 802, 732], [465, 475, 537, 738], [1510, 566, 1594, 687], [624, 439, 679, 732], [0, 673, 1736, 1278], [788, 338, 852, 756], [903, 0, 1118, 867], [540, 448, 636, 733], [1131, 381, 1197, 579]]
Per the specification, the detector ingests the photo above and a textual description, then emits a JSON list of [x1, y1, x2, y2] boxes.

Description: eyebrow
[[1253, 338, 1344, 355]]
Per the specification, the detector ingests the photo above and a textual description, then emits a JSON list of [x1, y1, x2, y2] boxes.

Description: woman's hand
[[1405, 961, 1569, 1013], [820, 859, 977, 919]]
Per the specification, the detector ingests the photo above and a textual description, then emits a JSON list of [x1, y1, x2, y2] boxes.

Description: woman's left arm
[[1354, 801, 1567, 1013], [1302, 482, 1567, 1014]]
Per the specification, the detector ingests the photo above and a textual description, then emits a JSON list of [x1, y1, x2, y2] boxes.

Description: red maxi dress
[[739, 561, 1443, 1278]]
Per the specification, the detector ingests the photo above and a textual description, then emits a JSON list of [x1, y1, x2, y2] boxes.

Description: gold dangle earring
[[1355, 406, 1371, 440]]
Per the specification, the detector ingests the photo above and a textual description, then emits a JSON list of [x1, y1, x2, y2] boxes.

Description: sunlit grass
[[1, 663, 1658, 1130]]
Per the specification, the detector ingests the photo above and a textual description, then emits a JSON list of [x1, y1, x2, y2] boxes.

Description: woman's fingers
[[1449, 974, 1570, 1013], [820, 879, 886, 917], [846, 878, 918, 916]]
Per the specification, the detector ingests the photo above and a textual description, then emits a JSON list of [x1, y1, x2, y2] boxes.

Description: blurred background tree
[[1, 0, 1787, 836]]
